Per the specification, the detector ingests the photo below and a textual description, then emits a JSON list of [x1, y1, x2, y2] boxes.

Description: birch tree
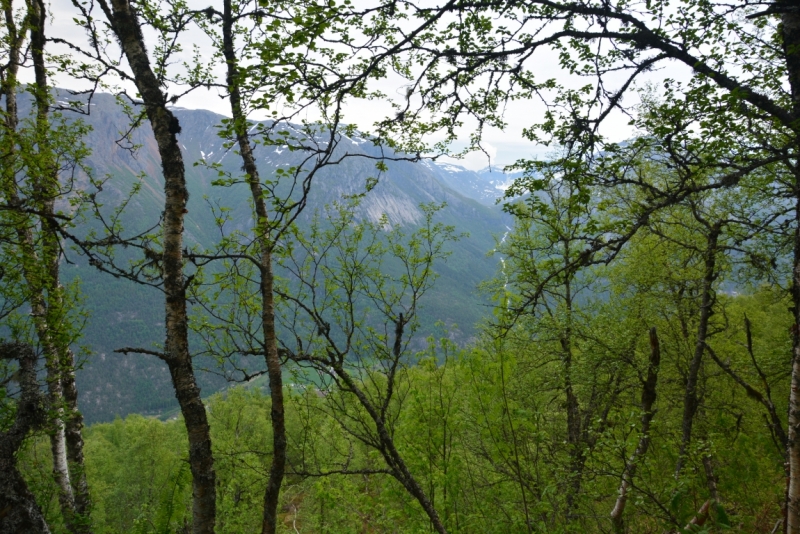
[[1, 0, 92, 529], [61, 0, 219, 530]]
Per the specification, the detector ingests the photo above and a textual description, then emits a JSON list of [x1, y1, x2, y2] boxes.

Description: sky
[[40, 0, 694, 171]]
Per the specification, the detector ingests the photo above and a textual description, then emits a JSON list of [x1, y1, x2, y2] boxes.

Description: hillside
[[50, 92, 513, 423]]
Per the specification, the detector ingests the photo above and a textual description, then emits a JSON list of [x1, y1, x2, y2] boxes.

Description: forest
[[1, 0, 799, 532]]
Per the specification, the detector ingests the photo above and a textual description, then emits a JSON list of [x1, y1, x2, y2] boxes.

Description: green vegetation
[[3, 0, 800, 531], [17, 281, 793, 532], [15, 163, 800, 531]]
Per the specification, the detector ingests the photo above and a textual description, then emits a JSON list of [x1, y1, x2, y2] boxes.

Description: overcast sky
[[40, 0, 694, 171]]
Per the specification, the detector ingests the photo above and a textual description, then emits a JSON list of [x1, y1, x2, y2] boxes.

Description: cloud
[[437, 143, 498, 171]]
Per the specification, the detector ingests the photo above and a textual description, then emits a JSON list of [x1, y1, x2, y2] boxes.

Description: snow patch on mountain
[[417, 161, 521, 205]]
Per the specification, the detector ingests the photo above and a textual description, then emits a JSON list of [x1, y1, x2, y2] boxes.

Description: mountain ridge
[[23, 91, 515, 423]]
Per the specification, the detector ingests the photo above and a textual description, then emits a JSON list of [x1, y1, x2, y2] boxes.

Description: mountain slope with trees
[[51, 91, 510, 424], [2, 0, 800, 532]]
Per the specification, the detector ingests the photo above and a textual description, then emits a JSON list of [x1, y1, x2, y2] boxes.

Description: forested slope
[[42, 92, 511, 423], [3, 0, 800, 531]]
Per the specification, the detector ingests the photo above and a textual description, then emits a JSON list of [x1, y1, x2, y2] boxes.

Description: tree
[[609, 327, 661, 534], [342, 0, 800, 527], [188, 0, 392, 530], [278, 200, 459, 534], [492, 167, 631, 525], [67, 0, 218, 530], [60, 0, 402, 530], [1, 0, 92, 529], [0, 343, 50, 534]]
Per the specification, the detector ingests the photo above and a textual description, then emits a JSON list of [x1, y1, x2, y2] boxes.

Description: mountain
[[421, 160, 523, 206], [34, 91, 514, 423]]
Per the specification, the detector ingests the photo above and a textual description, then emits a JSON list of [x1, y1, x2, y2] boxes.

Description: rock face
[[44, 91, 512, 423]]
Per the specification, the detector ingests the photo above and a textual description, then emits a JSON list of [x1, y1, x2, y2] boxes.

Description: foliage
[[18, 277, 791, 533]]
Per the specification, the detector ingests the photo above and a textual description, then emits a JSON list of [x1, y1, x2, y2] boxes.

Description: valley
[[58, 92, 516, 423]]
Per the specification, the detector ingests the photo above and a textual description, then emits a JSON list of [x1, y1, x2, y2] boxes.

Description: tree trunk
[[784, 1, 800, 530], [27, 0, 92, 526], [62, 349, 91, 521], [789, 183, 800, 534], [3, 83, 76, 534], [675, 225, 720, 479], [219, 5, 287, 532], [610, 327, 661, 534], [702, 453, 719, 503], [561, 250, 585, 520], [332, 361, 448, 534], [0, 343, 51, 534], [685, 499, 712, 530], [2, 3, 84, 529], [97, 1, 216, 531]]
